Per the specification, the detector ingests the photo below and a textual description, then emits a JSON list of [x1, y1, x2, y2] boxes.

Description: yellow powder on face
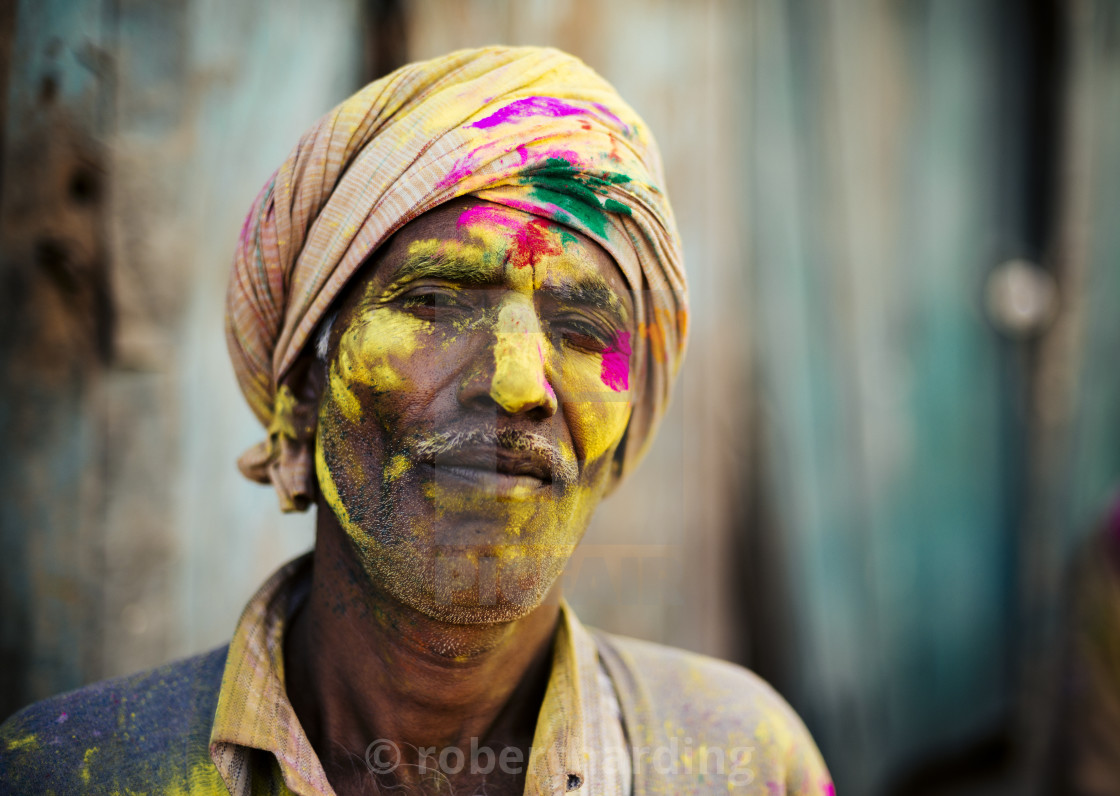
[[335, 310, 422, 394], [384, 454, 410, 482], [460, 219, 509, 255], [552, 344, 632, 464], [491, 297, 549, 414], [571, 396, 631, 463], [402, 238, 492, 271], [326, 360, 363, 423], [315, 434, 355, 531]]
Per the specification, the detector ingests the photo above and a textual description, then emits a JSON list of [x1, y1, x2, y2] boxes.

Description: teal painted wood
[[747, 1, 1009, 790], [104, 0, 364, 675], [0, 0, 111, 719], [0, 0, 364, 716]]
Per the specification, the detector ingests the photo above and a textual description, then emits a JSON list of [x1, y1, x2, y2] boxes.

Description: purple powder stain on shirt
[[470, 97, 590, 129], [600, 331, 631, 392]]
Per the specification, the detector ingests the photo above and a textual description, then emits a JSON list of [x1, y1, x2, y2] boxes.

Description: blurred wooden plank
[[747, 0, 1011, 790], [0, 0, 113, 720], [1025, 5, 1120, 783], [0, 0, 366, 715], [1055, 1, 1120, 563], [102, 0, 365, 672]]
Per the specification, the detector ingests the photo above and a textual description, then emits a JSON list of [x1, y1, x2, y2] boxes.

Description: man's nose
[[461, 294, 558, 417]]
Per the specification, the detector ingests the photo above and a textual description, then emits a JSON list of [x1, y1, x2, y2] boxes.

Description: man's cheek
[[562, 360, 632, 464], [337, 307, 432, 397], [571, 399, 631, 464]]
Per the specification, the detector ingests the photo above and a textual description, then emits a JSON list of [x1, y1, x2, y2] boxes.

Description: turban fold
[[226, 45, 688, 510]]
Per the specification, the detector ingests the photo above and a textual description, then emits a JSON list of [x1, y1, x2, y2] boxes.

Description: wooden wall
[[0, 0, 363, 718]]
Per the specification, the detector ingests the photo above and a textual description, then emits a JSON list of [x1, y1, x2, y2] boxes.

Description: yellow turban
[[226, 46, 688, 511]]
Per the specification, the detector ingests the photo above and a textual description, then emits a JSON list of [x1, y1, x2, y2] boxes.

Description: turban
[[226, 46, 688, 511]]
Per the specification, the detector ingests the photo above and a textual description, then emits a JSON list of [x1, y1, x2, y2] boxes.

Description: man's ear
[[251, 352, 325, 513]]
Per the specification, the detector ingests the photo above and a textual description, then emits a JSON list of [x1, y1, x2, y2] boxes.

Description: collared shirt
[[208, 555, 631, 796], [0, 553, 830, 794]]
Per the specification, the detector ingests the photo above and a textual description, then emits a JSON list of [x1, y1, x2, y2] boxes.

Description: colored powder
[[437, 139, 504, 188], [591, 102, 632, 135], [327, 360, 363, 423], [384, 454, 410, 482], [81, 746, 98, 784], [457, 206, 567, 271], [470, 96, 590, 129], [491, 298, 548, 412], [456, 204, 517, 231], [600, 331, 631, 392], [5, 734, 38, 752], [518, 157, 633, 237], [644, 308, 672, 364], [510, 219, 563, 270]]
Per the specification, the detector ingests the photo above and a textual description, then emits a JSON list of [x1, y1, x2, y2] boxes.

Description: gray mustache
[[412, 428, 578, 486]]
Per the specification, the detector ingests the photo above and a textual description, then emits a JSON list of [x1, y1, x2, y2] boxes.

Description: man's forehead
[[371, 198, 633, 311]]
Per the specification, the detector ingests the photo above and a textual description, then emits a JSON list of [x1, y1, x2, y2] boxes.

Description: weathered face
[[315, 197, 635, 623]]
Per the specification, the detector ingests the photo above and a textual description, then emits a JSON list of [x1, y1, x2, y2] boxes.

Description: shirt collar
[[209, 554, 615, 796], [209, 553, 331, 796]]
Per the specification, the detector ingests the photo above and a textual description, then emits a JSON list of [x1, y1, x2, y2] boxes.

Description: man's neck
[[284, 514, 560, 794]]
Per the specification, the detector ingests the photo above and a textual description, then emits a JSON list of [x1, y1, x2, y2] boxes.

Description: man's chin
[[365, 548, 567, 626], [410, 596, 546, 626]]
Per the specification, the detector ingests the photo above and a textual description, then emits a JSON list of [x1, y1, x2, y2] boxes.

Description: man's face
[[315, 197, 635, 623]]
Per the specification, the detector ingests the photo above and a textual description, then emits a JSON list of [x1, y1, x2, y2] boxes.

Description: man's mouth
[[411, 428, 577, 496], [430, 447, 552, 491]]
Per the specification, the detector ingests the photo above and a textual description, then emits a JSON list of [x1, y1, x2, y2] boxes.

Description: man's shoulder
[[594, 630, 795, 716], [0, 646, 229, 794], [593, 630, 833, 794]]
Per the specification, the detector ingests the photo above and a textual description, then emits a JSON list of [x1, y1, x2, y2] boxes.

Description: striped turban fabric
[[226, 45, 688, 511]]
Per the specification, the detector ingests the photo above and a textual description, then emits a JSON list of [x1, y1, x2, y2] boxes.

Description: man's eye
[[553, 321, 611, 353], [401, 291, 465, 316]]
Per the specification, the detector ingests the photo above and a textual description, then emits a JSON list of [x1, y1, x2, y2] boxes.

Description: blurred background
[[1, 1, 1118, 793]]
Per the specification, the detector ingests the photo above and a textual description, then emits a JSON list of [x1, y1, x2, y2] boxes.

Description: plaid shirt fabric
[[208, 554, 631, 796]]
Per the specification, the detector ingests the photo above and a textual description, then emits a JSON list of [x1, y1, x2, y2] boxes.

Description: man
[[1, 47, 831, 794]]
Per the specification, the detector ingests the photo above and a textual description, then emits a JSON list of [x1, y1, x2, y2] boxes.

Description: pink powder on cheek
[[600, 331, 631, 392], [538, 340, 557, 401]]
